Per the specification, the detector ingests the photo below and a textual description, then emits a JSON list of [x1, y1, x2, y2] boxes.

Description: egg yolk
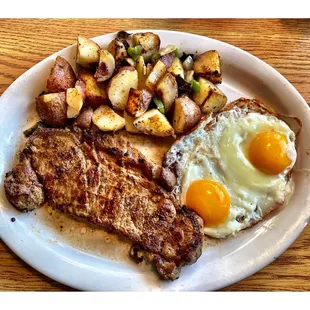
[[186, 180, 230, 227], [249, 131, 292, 175]]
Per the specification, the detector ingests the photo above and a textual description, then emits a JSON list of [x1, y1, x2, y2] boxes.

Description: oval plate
[[1, 30, 310, 291]]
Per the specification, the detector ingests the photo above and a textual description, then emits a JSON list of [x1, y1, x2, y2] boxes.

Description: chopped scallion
[[153, 97, 165, 114]]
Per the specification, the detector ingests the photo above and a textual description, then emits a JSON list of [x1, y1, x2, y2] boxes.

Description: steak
[[4, 127, 203, 280]]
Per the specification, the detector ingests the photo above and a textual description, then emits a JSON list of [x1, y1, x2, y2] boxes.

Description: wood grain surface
[[0, 18, 309, 292]]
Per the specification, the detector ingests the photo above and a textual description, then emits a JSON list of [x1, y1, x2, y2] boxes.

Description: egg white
[[180, 108, 296, 238]]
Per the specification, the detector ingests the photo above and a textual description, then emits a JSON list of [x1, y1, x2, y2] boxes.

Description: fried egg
[[166, 106, 297, 238]]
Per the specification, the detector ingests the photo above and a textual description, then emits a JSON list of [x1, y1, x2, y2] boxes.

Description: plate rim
[[1, 29, 310, 291]]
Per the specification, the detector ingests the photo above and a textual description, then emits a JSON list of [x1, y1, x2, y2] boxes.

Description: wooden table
[[0, 18, 309, 291]]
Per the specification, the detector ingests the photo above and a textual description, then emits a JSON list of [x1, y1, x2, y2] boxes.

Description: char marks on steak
[[4, 127, 203, 280]]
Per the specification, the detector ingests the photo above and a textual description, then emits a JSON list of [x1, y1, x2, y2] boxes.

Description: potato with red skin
[[73, 106, 93, 129], [78, 69, 109, 109], [76, 35, 100, 69], [107, 66, 138, 110], [46, 56, 76, 93], [125, 88, 153, 118], [36, 92, 67, 127], [193, 50, 222, 84], [172, 96, 202, 134]]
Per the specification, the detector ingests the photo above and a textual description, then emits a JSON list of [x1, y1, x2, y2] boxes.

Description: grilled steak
[[4, 127, 203, 280]]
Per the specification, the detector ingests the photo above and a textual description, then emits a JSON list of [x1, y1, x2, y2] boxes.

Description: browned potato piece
[[76, 35, 100, 69], [73, 106, 93, 129], [79, 69, 109, 109], [136, 56, 147, 90], [192, 77, 227, 113], [173, 96, 202, 134], [168, 58, 184, 79], [94, 50, 115, 82], [36, 92, 67, 127], [193, 50, 222, 84], [124, 111, 140, 133], [155, 73, 178, 112], [133, 32, 160, 62], [108, 37, 129, 67], [126, 88, 153, 118], [92, 105, 125, 131], [46, 56, 76, 93], [133, 109, 174, 137], [145, 60, 166, 92], [107, 66, 138, 110]]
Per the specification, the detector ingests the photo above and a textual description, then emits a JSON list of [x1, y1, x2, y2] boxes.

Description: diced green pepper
[[191, 79, 201, 92], [174, 48, 180, 58], [127, 45, 142, 61], [153, 97, 165, 114]]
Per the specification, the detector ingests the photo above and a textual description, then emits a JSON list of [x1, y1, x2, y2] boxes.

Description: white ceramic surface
[[1, 30, 310, 291]]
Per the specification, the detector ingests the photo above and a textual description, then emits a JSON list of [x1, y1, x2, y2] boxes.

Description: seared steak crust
[[4, 127, 203, 280]]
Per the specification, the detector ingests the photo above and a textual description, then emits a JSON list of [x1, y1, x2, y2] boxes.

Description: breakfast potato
[[92, 105, 125, 131], [155, 73, 178, 112], [133, 32, 160, 63], [136, 56, 147, 89], [46, 56, 76, 93], [192, 77, 227, 113], [168, 58, 184, 79], [36, 92, 67, 127], [76, 35, 100, 69], [107, 66, 138, 110], [126, 88, 153, 118], [173, 96, 202, 134], [108, 37, 129, 67], [133, 109, 174, 137], [193, 50, 222, 84], [73, 106, 93, 129], [145, 60, 166, 92], [94, 50, 115, 82], [78, 69, 109, 108], [124, 111, 140, 133], [66, 87, 84, 118]]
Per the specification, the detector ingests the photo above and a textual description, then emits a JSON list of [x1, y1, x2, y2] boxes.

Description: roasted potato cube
[[193, 50, 222, 83], [168, 58, 184, 79], [173, 96, 202, 134], [108, 37, 129, 67], [126, 88, 152, 118], [94, 50, 115, 82], [78, 69, 109, 108], [76, 35, 100, 69], [133, 32, 160, 62], [145, 60, 166, 92], [124, 111, 140, 133], [155, 73, 178, 112], [73, 106, 93, 129], [192, 77, 227, 113], [136, 56, 147, 89], [92, 105, 125, 131], [46, 56, 76, 93], [36, 92, 67, 127], [159, 45, 176, 56], [107, 66, 138, 110], [66, 87, 84, 118], [133, 109, 174, 137]]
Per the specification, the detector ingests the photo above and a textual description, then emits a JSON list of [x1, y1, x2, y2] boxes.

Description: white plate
[[1, 30, 310, 291]]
